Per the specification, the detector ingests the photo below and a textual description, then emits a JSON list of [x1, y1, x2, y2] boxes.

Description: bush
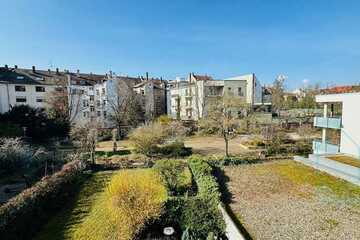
[[0, 105, 69, 141], [0, 138, 35, 171], [0, 122, 22, 137], [128, 122, 167, 156], [0, 160, 86, 240], [74, 169, 167, 240], [154, 159, 192, 195], [181, 197, 225, 239], [186, 156, 225, 238], [159, 141, 192, 157]]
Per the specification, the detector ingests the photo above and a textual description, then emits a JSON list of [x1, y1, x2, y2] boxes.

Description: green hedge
[[186, 156, 225, 238], [188, 156, 221, 204], [0, 160, 87, 240]]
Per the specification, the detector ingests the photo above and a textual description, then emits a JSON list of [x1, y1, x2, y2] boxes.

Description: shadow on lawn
[[34, 171, 113, 240], [214, 167, 254, 240]]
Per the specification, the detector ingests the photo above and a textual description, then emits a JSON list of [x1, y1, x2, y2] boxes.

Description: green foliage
[[0, 122, 22, 137], [181, 197, 225, 239], [154, 160, 192, 195], [0, 105, 69, 141], [0, 160, 86, 240], [159, 141, 192, 157]]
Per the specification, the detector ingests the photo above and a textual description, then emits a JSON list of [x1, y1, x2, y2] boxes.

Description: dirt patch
[[184, 136, 252, 156]]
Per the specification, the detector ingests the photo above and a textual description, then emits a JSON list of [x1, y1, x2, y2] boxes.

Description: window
[[15, 85, 26, 92], [185, 89, 189, 96], [96, 89, 100, 95], [90, 95, 94, 101], [55, 87, 63, 92], [83, 100, 88, 108], [36, 98, 44, 103], [90, 106, 95, 112], [16, 97, 26, 102], [238, 87, 244, 96], [83, 112, 89, 118], [103, 100, 106, 106], [97, 111, 101, 117], [103, 111, 107, 118], [96, 100, 101, 107], [102, 88, 105, 94], [36, 86, 45, 92], [186, 109, 192, 118], [141, 90, 145, 95], [16, 76, 24, 80], [89, 86, 94, 91]]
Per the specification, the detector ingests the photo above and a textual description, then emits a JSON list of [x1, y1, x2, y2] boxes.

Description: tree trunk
[[224, 136, 229, 157]]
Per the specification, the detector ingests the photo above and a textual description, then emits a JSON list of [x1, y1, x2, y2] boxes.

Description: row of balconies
[[313, 116, 341, 129]]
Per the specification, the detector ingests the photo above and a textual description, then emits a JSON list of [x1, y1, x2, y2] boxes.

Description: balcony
[[313, 117, 341, 129], [313, 140, 340, 154]]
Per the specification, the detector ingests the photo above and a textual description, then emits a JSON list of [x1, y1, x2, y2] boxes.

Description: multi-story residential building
[[0, 65, 143, 128], [295, 92, 360, 186], [167, 73, 268, 120], [133, 76, 167, 121]]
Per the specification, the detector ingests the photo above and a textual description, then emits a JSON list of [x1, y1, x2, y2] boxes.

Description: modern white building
[[313, 93, 360, 157], [294, 92, 360, 186]]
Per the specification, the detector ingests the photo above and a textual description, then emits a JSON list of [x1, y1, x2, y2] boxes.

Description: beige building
[[167, 73, 265, 120]]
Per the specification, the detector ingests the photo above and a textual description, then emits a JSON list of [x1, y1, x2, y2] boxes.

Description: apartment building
[[133, 77, 166, 121], [0, 65, 143, 128], [167, 73, 266, 120]]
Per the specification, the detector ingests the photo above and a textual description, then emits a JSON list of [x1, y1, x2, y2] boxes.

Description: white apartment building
[[167, 73, 266, 120]]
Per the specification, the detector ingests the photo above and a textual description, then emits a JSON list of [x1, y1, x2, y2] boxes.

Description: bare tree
[[107, 79, 143, 132], [271, 75, 286, 116], [200, 95, 249, 157], [46, 75, 83, 124]]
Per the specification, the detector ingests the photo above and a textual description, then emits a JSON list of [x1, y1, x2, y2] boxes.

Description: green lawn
[[34, 171, 115, 240]]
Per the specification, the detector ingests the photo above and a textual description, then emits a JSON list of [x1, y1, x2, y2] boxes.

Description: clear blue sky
[[1, 0, 360, 89]]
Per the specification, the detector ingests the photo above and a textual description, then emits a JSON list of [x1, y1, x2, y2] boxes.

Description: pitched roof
[[320, 85, 360, 94], [192, 74, 213, 81]]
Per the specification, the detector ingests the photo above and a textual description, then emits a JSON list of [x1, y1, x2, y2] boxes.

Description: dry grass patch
[[327, 155, 360, 168], [224, 160, 360, 240]]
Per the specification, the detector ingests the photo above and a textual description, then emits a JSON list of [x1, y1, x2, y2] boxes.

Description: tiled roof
[[320, 85, 360, 94], [193, 74, 213, 81]]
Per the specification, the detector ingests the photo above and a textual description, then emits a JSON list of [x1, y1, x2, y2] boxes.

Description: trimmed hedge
[[188, 156, 221, 204], [0, 160, 87, 240]]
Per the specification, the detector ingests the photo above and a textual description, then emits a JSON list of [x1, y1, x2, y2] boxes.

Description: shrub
[[181, 197, 225, 239], [154, 159, 192, 195], [159, 141, 192, 157], [0, 122, 22, 137], [0, 138, 35, 171], [128, 122, 167, 156], [186, 156, 225, 238], [0, 160, 86, 240], [74, 169, 167, 240]]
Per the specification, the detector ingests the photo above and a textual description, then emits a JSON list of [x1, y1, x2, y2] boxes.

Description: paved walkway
[[219, 204, 245, 240]]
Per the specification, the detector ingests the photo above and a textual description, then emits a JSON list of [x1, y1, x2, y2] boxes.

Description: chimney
[[32, 66, 35, 72], [4, 64, 8, 70], [14, 65, 18, 69], [146, 72, 149, 81], [56, 68, 59, 74]]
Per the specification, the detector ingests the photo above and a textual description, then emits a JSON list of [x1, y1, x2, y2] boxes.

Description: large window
[[36, 98, 44, 103], [35, 86, 45, 92], [16, 97, 26, 102], [15, 85, 26, 92]]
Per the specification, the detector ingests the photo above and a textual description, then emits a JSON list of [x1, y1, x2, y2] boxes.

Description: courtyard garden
[[223, 160, 360, 239]]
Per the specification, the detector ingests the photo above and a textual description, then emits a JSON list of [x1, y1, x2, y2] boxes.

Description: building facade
[[167, 73, 267, 120]]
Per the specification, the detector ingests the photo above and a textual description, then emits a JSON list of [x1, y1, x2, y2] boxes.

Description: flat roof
[[316, 92, 360, 103]]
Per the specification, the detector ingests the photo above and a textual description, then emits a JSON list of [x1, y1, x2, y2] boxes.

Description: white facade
[[168, 73, 263, 120], [315, 93, 360, 158], [0, 82, 56, 113]]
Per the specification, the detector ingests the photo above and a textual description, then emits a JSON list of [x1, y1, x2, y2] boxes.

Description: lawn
[[224, 160, 360, 240], [327, 155, 360, 168], [34, 171, 114, 240]]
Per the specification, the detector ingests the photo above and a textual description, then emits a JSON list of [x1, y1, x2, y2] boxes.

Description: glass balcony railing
[[313, 140, 340, 154], [313, 117, 341, 129]]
